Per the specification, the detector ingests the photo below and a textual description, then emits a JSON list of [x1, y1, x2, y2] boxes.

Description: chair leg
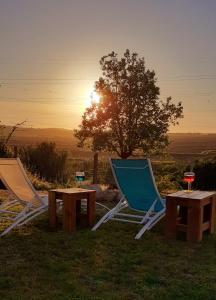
[[0, 217, 27, 237], [135, 210, 165, 239], [0, 199, 20, 210], [135, 221, 152, 239], [17, 207, 47, 226], [0, 205, 47, 237], [91, 198, 125, 231], [91, 210, 114, 231], [147, 212, 165, 231]]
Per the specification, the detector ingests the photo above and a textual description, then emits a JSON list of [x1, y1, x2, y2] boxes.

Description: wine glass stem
[[188, 182, 191, 191]]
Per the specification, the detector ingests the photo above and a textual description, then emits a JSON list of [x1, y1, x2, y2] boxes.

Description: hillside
[[168, 133, 216, 154], [5, 127, 216, 154], [7, 127, 76, 150]]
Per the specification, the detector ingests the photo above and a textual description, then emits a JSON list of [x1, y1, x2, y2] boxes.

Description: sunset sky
[[0, 0, 216, 132]]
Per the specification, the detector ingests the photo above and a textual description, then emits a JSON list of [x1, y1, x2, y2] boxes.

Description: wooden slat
[[209, 196, 216, 233], [63, 194, 76, 233], [187, 205, 203, 242], [165, 198, 177, 239], [201, 221, 210, 232], [76, 199, 81, 223], [51, 188, 96, 194], [176, 224, 187, 232], [168, 190, 216, 200]]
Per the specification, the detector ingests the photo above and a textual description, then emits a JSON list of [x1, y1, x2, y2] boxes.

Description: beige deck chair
[[0, 158, 52, 236]]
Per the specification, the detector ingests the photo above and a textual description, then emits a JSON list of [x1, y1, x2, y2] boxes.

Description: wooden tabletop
[[50, 188, 96, 194], [167, 190, 216, 200]]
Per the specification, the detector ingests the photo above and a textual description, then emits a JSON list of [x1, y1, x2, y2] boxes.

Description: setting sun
[[86, 91, 101, 107]]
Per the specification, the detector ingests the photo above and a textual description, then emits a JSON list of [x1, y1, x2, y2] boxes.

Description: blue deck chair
[[92, 159, 166, 239]]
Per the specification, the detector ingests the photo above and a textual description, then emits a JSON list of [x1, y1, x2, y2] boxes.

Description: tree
[[75, 49, 183, 159]]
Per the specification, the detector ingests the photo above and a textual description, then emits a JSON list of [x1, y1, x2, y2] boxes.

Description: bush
[[193, 156, 216, 190], [19, 142, 69, 184], [152, 161, 186, 192]]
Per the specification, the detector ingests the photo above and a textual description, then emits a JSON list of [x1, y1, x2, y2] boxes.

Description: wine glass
[[75, 171, 85, 187], [183, 171, 195, 192]]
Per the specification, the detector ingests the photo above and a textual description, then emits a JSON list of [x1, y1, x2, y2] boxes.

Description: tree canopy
[[75, 50, 183, 158]]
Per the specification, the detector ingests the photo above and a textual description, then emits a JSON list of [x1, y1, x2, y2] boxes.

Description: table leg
[[76, 199, 81, 223], [210, 197, 216, 234], [63, 194, 76, 233], [165, 198, 177, 239], [87, 192, 96, 227], [49, 191, 57, 229], [187, 205, 203, 242]]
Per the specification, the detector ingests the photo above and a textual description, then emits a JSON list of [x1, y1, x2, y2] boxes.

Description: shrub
[[19, 142, 68, 183], [193, 156, 216, 190]]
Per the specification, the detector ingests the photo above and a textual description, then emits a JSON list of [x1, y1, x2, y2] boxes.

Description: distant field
[[6, 127, 216, 157], [168, 133, 216, 154]]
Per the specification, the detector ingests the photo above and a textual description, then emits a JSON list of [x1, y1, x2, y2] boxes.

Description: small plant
[[27, 172, 51, 190]]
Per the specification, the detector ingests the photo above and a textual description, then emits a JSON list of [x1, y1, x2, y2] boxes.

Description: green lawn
[[1, 212, 216, 300]]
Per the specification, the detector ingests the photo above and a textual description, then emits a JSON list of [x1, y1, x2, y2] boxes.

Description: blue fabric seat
[[92, 158, 166, 239], [111, 159, 165, 212]]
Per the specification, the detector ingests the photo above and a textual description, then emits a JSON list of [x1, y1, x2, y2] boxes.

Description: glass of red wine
[[183, 172, 195, 192]]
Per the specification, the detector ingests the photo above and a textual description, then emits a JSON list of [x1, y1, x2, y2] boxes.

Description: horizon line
[[2, 124, 216, 135]]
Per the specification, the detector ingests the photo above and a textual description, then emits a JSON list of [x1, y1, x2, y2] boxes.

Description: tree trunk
[[93, 152, 98, 183], [120, 152, 131, 159]]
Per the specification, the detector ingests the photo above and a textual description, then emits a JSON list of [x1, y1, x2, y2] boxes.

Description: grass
[[1, 209, 216, 300]]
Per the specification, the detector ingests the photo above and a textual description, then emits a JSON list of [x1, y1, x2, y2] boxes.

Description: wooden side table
[[48, 188, 96, 233], [165, 191, 216, 242]]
